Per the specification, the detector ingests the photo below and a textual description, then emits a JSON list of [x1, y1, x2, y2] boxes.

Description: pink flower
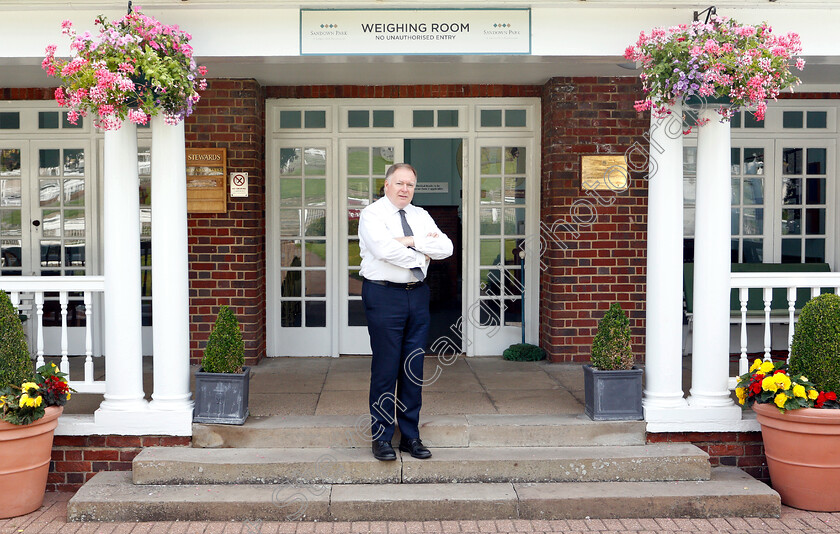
[[128, 108, 149, 125], [54, 87, 66, 106]]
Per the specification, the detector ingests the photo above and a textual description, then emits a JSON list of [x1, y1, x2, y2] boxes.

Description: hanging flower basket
[[624, 15, 804, 123], [42, 9, 208, 130]]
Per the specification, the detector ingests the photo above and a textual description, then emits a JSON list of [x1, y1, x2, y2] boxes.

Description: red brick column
[[648, 431, 768, 482], [539, 77, 650, 363]]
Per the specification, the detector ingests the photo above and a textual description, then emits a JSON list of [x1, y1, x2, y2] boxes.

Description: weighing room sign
[[301, 9, 531, 55]]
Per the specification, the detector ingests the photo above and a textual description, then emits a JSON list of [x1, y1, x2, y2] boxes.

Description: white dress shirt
[[359, 196, 454, 283]]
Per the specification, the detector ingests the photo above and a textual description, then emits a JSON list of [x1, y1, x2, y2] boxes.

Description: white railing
[[0, 276, 105, 394], [730, 272, 840, 386]]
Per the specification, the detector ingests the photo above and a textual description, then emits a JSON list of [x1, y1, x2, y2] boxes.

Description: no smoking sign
[[230, 172, 248, 198]]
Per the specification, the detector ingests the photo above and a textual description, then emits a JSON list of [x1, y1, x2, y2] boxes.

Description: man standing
[[359, 163, 453, 461]]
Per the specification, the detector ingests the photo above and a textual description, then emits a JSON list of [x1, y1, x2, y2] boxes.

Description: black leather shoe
[[372, 440, 396, 461], [399, 438, 432, 459]]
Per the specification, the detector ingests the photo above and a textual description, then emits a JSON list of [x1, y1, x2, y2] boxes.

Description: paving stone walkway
[[2, 493, 839, 534]]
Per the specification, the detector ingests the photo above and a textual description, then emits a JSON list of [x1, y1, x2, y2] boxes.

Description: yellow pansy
[[67, 392, 71, 400], [735, 387, 747, 405], [793, 384, 807, 398], [759, 361, 775, 374], [773, 373, 792, 391], [51, 363, 57, 368], [21, 382, 39, 391], [0, 395, 6, 407], [775, 393, 788, 408], [808, 389, 819, 400], [19, 394, 43, 408], [750, 359, 763, 372], [762, 375, 779, 393]]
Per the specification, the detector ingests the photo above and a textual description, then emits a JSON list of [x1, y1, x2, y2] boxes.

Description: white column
[[688, 108, 735, 408], [643, 104, 689, 410], [99, 123, 147, 412], [149, 115, 194, 412]]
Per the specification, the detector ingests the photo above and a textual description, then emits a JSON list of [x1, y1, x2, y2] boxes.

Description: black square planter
[[583, 364, 644, 421], [193, 366, 250, 425]]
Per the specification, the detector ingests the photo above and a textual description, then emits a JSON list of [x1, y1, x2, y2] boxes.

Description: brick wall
[[49, 436, 191, 492], [266, 85, 541, 99], [185, 79, 267, 365], [647, 431, 768, 482], [539, 77, 650, 363]]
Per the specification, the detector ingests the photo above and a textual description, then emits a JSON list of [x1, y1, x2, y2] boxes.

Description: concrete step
[[133, 443, 709, 485], [192, 414, 646, 448], [68, 467, 779, 522]]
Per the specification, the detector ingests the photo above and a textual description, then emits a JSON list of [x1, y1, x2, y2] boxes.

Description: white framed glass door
[[338, 139, 402, 354], [0, 142, 29, 275], [730, 141, 774, 263]]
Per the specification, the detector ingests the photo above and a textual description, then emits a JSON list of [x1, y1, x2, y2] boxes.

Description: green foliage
[[503, 343, 546, 362], [790, 293, 840, 394], [201, 306, 245, 374], [0, 290, 33, 390], [590, 303, 634, 371]]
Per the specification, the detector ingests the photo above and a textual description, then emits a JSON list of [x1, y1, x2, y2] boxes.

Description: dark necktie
[[398, 209, 425, 282]]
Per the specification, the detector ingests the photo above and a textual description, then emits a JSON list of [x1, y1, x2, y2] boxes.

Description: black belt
[[365, 279, 425, 290]]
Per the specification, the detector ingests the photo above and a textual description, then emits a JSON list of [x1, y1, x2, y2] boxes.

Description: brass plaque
[[186, 148, 227, 213], [581, 155, 628, 191]]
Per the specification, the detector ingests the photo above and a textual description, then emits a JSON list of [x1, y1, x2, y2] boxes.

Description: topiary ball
[[503, 343, 546, 362], [0, 290, 33, 389], [790, 293, 840, 394]]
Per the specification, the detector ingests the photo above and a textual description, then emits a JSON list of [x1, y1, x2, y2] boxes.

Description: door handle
[[32, 220, 41, 227]]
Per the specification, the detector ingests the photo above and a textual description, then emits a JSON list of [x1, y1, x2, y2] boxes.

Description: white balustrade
[[730, 271, 840, 386], [0, 276, 105, 394]]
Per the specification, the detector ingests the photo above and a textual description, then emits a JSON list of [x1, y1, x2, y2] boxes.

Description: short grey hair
[[385, 163, 418, 182]]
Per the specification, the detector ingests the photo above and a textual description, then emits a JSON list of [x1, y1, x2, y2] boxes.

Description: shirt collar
[[381, 195, 410, 215]]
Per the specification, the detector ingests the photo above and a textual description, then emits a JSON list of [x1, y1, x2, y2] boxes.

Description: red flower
[[827, 392, 837, 401], [750, 381, 762, 394], [774, 369, 786, 375], [816, 392, 826, 408]]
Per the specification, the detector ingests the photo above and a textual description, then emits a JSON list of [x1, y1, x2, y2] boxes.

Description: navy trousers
[[362, 280, 430, 442]]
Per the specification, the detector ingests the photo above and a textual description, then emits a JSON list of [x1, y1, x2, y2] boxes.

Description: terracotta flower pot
[[0, 406, 63, 518], [753, 403, 840, 512]]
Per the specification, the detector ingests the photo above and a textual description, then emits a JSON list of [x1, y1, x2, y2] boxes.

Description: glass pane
[[281, 300, 302, 327], [504, 208, 526, 235], [304, 110, 326, 129], [305, 271, 326, 297], [505, 109, 527, 127], [504, 269, 525, 297], [783, 148, 802, 175], [805, 208, 825, 235], [278, 209, 302, 236], [372, 110, 394, 128], [683, 175, 696, 204], [63, 149, 84, 176], [64, 179, 85, 206], [304, 209, 326, 237], [731, 208, 739, 235], [0, 179, 21, 207], [347, 178, 369, 207], [504, 177, 526, 204], [731, 178, 740, 204], [348, 110, 369, 128], [63, 239, 85, 268], [480, 269, 502, 296], [806, 148, 826, 175], [347, 148, 369, 175], [0, 211, 21, 236], [372, 147, 394, 175], [781, 239, 801, 263], [730, 148, 741, 174], [348, 239, 361, 266], [279, 148, 302, 176], [1, 240, 22, 266], [0, 149, 21, 176], [744, 113, 764, 128], [138, 149, 151, 176], [806, 178, 826, 205], [373, 178, 385, 200], [504, 239, 522, 264], [782, 178, 801, 205], [506, 147, 526, 174], [413, 110, 434, 127], [39, 112, 59, 129], [348, 270, 363, 296], [730, 112, 742, 129], [476, 299, 501, 327], [347, 211, 360, 236], [280, 240, 302, 268], [279, 179, 301, 206], [304, 179, 326, 206], [684, 208, 695, 237], [684, 147, 697, 176], [438, 110, 458, 127], [42, 209, 61, 237], [480, 177, 502, 205], [480, 109, 502, 127], [140, 210, 151, 237], [480, 239, 501, 266], [306, 301, 326, 327], [280, 110, 301, 129], [348, 300, 367, 326], [40, 180, 60, 207], [304, 148, 326, 176], [280, 269, 301, 297], [40, 240, 61, 267], [64, 209, 85, 236], [0, 112, 20, 129], [782, 209, 801, 235], [305, 240, 326, 267], [742, 239, 763, 263], [141, 238, 151, 265], [807, 111, 827, 129], [479, 208, 501, 235], [742, 178, 763, 205], [731, 239, 739, 263], [805, 239, 826, 263], [62, 112, 82, 129], [742, 208, 763, 235], [39, 149, 60, 176], [743, 148, 763, 175], [141, 270, 152, 296], [783, 111, 803, 129], [481, 147, 502, 175]]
